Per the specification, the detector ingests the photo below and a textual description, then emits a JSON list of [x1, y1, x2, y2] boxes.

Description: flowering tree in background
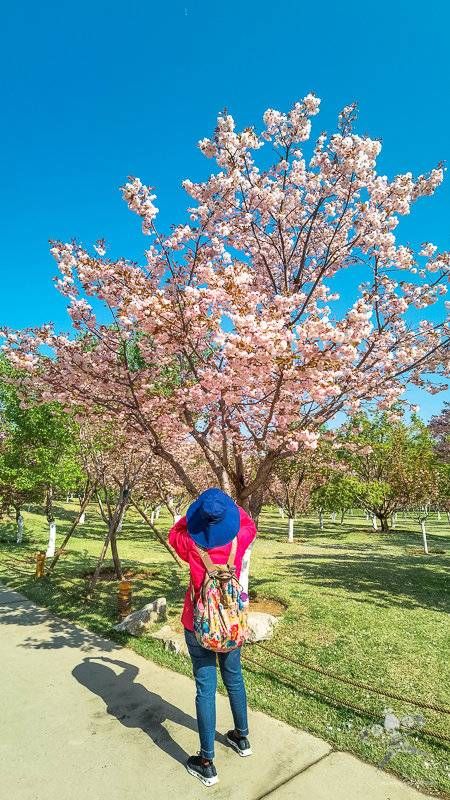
[[429, 402, 450, 463], [3, 95, 449, 517], [268, 445, 331, 540], [429, 403, 450, 521]]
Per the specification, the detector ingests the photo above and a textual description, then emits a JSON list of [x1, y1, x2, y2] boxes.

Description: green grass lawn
[[1, 503, 449, 796]]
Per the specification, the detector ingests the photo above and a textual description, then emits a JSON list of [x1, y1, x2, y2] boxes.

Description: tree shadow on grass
[[72, 655, 228, 767], [272, 551, 450, 614]]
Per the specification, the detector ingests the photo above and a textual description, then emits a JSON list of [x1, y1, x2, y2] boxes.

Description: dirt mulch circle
[[249, 597, 286, 616], [82, 567, 159, 582], [405, 548, 446, 556]]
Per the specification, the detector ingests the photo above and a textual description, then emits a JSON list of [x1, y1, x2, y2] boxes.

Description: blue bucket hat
[[186, 488, 240, 549]]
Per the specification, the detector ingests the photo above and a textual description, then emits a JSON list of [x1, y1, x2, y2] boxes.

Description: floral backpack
[[191, 537, 249, 652]]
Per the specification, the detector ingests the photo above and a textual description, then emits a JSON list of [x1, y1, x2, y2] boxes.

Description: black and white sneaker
[[226, 729, 253, 757], [186, 754, 219, 787]]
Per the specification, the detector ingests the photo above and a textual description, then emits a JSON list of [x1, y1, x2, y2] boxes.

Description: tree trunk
[[86, 527, 112, 599], [16, 508, 24, 544], [110, 501, 129, 579], [110, 525, 124, 580], [279, 507, 285, 518], [371, 514, 378, 530], [378, 514, 390, 532], [331, 511, 337, 523], [420, 519, 429, 554], [78, 495, 87, 525], [340, 510, 345, 525], [319, 511, 324, 530], [150, 509, 155, 525], [248, 487, 264, 523], [391, 513, 397, 529], [45, 485, 56, 556], [288, 517, 294, 543], [45, 485, 55, 523], [86, 487, 129, 598], [48, 490, 93, 573], [46, 521, 57, 558], [437, 510, 441, 521]]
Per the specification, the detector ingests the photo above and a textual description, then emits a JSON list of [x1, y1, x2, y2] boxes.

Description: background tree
[[429, 402, 450, 463], [0, 359, 83, 549], [313, 474, 360, 526], [337, 414, 440, 540], [269, 444, 331, 540]]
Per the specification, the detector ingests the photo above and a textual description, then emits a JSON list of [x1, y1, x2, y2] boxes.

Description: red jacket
[[168, 508, 257, 631]]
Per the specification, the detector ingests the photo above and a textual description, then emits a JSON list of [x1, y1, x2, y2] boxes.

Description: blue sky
[[1, 0, 449, 419]]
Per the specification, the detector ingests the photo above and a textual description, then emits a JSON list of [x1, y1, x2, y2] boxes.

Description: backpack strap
[[194, 536, 238, 575], [194, 546, 217, 575]]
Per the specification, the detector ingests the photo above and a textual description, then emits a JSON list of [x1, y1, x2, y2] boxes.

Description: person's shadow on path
[[72, 656, 228, 766]]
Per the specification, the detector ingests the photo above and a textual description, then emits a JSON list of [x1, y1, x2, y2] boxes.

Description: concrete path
[[0, 585, 433, 800]]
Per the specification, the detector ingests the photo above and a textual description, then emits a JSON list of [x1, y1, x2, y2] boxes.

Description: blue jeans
[[184, 628, 249, 760]]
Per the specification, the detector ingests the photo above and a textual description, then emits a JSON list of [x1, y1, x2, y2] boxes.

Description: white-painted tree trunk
[[239, 543, 253, 596], [391, 513, 397, 529], [437, 510, 441, 521], [46, 521, 57, 558], [279, 507, 285, 518], [319, 511, 324, 530], [288, 517, 294, 543], [331, 511, 337, 523], [155, 506, 161, 520], [79, 511, 86, 525], [16, 514, 24, 544], [150, 509, 155, 525], [372, 515, 378, 530], [420, 520, 429, 554]]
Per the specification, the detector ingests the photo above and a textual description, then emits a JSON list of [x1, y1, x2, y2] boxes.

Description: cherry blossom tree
[[429, 402, 450, 463], [268, 445, 332, 539], [3, 95, 449, 517]]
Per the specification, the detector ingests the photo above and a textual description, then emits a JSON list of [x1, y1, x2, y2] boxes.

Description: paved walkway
[[0, 585, 434, 800]]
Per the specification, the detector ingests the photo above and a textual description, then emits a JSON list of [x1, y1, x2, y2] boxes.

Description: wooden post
[[117, 580, 132, 620], [35, 551, 46, 579]]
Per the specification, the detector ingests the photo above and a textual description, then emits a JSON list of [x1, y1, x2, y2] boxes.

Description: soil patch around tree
[[82, 567, 159, 582]]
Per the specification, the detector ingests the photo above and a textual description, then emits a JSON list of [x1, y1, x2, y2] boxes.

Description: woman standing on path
[[168, 487, 257, 787]]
